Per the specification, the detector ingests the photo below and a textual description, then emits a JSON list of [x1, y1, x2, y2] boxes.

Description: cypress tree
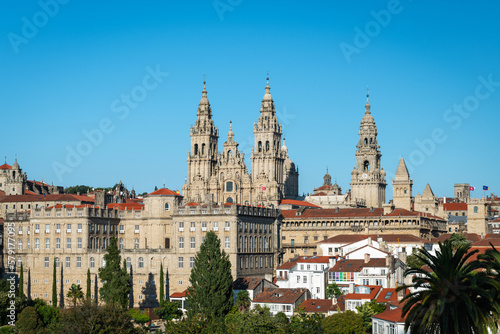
[[159, 264, 164, 304], [19, 263, 24, 299], [186, 231, 233, 321], [86, 269, 91, 300], [52, 259, 57, 306], [98, 237, 131, 308]]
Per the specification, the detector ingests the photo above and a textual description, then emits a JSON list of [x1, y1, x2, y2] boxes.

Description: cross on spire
[[202, 73, 207, 85]]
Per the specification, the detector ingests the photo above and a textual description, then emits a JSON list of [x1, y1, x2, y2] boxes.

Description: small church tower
[[392, 157, 412, 210]]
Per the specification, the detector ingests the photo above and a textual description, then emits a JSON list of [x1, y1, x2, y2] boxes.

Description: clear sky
[[1, 0, 499, 199]]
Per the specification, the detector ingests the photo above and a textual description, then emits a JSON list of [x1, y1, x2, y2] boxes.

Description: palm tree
[[397, 240, 500, 334], [67, 283, 84, 307], [449, 233, 470, 251], [235, 290, 251, 312]]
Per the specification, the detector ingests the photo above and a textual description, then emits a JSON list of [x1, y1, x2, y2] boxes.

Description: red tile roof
[[318, 234, 427, 245], [170, 290, 188, 298], [376, 289, 398, 303], [232, 277, 266, 290], [148, 188, 181, 196], [0, 194, 94, 203], [24, 190, 37, 195], [252, 288, 308, 304], [298, 299, 336, 313], [344, 285, 382, 300], [0, 164, 12, 169], [277, 260, 298, 270], [296, 256, 331, 264], [280, 199, 321, 208], [311, 192, 328, 196], [344, 245, 391, 257], [372, 307, 406, 323], [281, 208, 384, 219], [107, 203, 145, 211], [430, 233, 482, 244], [328, 258, 389, 273], [471, 239, 500, 247], [442, 202, 468, 211], [314, 185, 337, 191]]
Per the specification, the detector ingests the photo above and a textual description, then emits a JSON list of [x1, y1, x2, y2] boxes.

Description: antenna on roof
[[163, 179, 165, 189]]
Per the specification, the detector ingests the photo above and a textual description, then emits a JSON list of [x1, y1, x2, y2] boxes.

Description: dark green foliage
[[56, 300, 141, 334], [186, 231, 233, 321], [65, 185, 92, 194], [86, 269, 91, 300], [66, 284, 84, 307], [155, 300, 183, 322], [321, 310, 365, 334], [0, 279, 25, 326], [355, 299, 386, 332], [128, 308, 150, 327], [397, 240, 500, 334], [289, 309, 324, 333], [15, 306, 44, 334], [52, 260, 57, 306], [29, 298, 60, 331], [326, 283, 343, 298], [406, 253, 425, 269], [159, 264, 165, 304], [98, 237, 131, 308], [225, 305, 286, 333], [449, 233, 471, 250], [235, 290, 251, 312], [18, 263, 24, 299], [0, 326, 14, 333]]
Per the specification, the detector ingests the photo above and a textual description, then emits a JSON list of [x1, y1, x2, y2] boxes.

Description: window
[[190, 222, 195, 232], [77, 257, 81, 268], [56, 238, 60, 249], [45, 238, 50, 249], [134, 225, 139, 233], [55, 257, 60, 268], [178, 257, 184, 268], [225, 221, 230, 231], [35, 238, 40, 249], [304, 236, 309, 244], [67, 238, 71, 249], [190, 257, 195, 268], [18, 239, 22, 250], [179, 237, 184, 249], [67, 224, 71, 233], [179, 222, 184, 231], [134, 238, 139, 249], [225, 181, 233, 192], [119, 225, 124, 234], [164, 203, 170, 211], [213, 221, 218, 231], [66, 257, 70, 268], [77, 223, 82, 233], [35, 224, 40, 233], [78, 238, 82, 249], [190, 237, 195, 249], [18, 226, 22, 235], [90, 257, 95, 268], [202, 221, 207, 231], [225, 236, 230, 249], [44, 257, 49, 268], [45, 224, 50, 233], [291, 239, 294, 246], [297, 276, 300, 283], [56, 224, 61, 233], [119, 238, 124, 249], [138, 257, 144, 268], [165, 238, 170, 249], [126, 257, 131, 269], [474, 206, 478, 213]]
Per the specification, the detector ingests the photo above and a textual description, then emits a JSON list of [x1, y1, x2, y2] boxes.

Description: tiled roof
[[280, 199, 321, 208], [0, 190, 5, 196], [0, 194, 94, 203], [375, 288, 398, 303], [297, 256, 331, 264], [344, 285, 381, 300], [170, 289, 188, 298], [430, 233, 482, 244], [147, 188, 181, 196], [318, 234, 427, 245], [328, 258, 389, 273], [0, 164, 12, 169], [233, 277, 263, 291], [372, 307, 406, 323], [311, 192, 328, 196], [384, 208, 443, 220], [442, 202, 468, 211], [298, 299, 336, 313], [314, 185, 337, 191], [107, 203, 145, 210], [277, 260, 298, 270], [252, 288, 307, 304], [344, 245, 391, 257], [471, 239, 500, 247], [24, 190, 37, 195], [281, 208, 384, 219]]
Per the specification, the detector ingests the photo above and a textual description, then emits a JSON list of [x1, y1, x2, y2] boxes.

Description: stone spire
[[197, 80, 212, 117], [260, 76, 276, 115], [365, 90, 371, 114], [227, 121, 234, 142], [323, 168, 332, 186], [394, 157, 410, 181], [422, 184, 435, 198]]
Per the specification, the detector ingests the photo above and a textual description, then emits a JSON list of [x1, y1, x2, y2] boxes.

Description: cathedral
[[182, 78, 299, 207]]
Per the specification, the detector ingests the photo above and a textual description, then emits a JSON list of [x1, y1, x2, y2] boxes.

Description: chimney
[[398, 251, 407, 265], [364, 253, 370, 263], [349, 283, 355, 294], [367, 237, 372, 246]]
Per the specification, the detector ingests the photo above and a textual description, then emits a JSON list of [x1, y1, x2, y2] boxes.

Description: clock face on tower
[[362, 173, 368, 179]]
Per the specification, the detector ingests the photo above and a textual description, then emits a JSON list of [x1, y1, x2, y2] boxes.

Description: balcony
[[190, 227, 195, 232], [213, 227, 219, 231], [202, 227, 207, 231], [224, 227, 230, 231], [179, 227, 184, 232]]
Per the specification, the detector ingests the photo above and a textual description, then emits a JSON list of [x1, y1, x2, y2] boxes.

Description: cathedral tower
[[392, 157, 412, 210], [183, 81, 219, 202], [350, 93, 386, 208]]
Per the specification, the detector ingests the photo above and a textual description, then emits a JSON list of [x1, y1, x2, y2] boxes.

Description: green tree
[[159, 263, 165, 304], [155, 300, 183, 322], [224, 305, 284, 334], [19, 263, 24, 299], [406, 252, 425, 269], [326, 282, 343, 299], [86, 269, 91, 300], [321, 310, 365, 334], [449, 233, 470, 250], [57, 300, 141, 334], [356, 299, 386, 332], [52, 259, 57, 306], [289, 309, 324, 333], [98, 237, 131, 308], [30, 298, 60, 331], [15, 306, 44, 334], [186, 231, 233, 321], [128, 308, 150, 328], [66, 284, 84, 307], [235, 290, 251, 312], [397, 240, 500, 334]]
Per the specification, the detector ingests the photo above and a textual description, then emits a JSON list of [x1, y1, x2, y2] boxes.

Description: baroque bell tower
[[183, 80, 219, 202], [350, 93, 386, 208]]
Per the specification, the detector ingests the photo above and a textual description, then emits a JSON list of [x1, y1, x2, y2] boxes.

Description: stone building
[[182, 79, 299, 207], [391, 158, 412, 211]]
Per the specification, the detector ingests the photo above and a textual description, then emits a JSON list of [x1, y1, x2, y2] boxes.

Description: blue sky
[[1, 0, 499, 199]]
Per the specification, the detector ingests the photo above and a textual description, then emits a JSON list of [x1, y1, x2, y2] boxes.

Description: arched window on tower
[[258, 141, 262, 152], [474, 206, 478, 213], [364, 161, 370, 171], [226, 181, 233, 192], [226, 197, 233, 204], [266, 141, 270, 152], [370, 138, 373, 144], [194, 144, 199, 155], [202, 143, 206, 155], [364, 138, 368, 146]]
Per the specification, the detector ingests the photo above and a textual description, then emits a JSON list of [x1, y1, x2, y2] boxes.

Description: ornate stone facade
[[182, 79, 299, 207]]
